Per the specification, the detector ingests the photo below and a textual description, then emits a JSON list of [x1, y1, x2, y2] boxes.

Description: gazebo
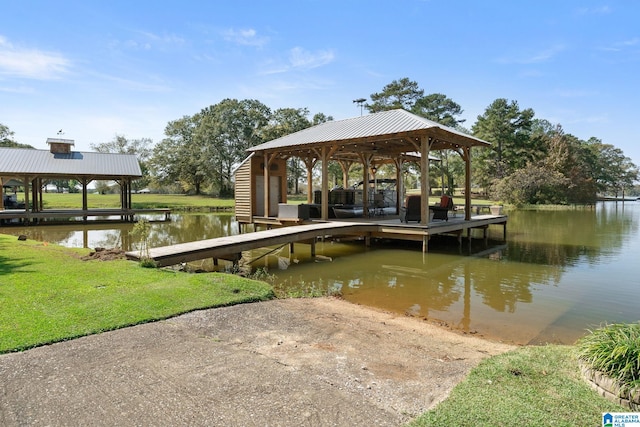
[[235, 109, 490, 226], [0, 138, 143, 223]]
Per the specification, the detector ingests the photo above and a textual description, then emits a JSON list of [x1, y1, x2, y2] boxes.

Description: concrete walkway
[[0, 298, 513, 426]]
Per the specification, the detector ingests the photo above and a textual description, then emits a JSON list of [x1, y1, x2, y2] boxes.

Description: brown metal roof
[[0, 147, 142, 179], [248, 109, 489, 160]]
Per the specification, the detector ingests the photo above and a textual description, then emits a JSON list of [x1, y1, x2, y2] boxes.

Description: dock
[[0, 208, 171, 225], [126, 214, 507, 267]]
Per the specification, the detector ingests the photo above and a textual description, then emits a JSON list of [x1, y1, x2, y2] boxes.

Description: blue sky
[[1, 1, 639, 167]]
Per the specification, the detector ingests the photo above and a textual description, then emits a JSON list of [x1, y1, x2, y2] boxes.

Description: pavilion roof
[[248, 109, 489, 161], [0, 147, 142, 180]]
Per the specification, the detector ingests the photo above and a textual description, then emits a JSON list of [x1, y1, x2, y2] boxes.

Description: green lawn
[[0, 233, 273, 353], [410, 345, 626, 427], [35, 192, 235, 209]]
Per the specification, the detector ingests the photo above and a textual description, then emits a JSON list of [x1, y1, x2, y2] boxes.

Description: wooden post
[[420, 136, 430, 225], [304, 158, 314, 205], [321, 146, 329, 220], [464, 146, 472, 221], [263, 153, 270, 218], [24, 175, 30, 224], [394, 158, 404, 215]]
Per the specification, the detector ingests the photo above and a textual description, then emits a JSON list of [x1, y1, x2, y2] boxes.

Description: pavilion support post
[[24, 175, 31, 224], [0, 178, 3, 211], [31, 179, 38, 214], [463, 146, 472, 221], [420, 136, 431, 226], [394, 158, 404, 215], [38, 178, 44, 211], [360, 154, 372, 218], [263, 153, 270, 218], [338, 160, 352, 188], [304, 158, 315, 204], [320, 147, 329, 220]]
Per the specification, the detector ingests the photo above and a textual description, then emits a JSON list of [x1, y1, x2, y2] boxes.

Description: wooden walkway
[[0, 208, 171, 225], [126, 215, 507, 267]]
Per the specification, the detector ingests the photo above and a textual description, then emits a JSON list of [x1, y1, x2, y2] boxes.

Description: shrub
[[576, 323, 640, 390]]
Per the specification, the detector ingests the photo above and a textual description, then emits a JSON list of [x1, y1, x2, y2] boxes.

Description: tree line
[[1, 77, 638, 204]]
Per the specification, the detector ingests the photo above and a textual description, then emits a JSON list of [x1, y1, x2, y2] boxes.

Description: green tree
[[367, 77, 424, 112], [150, 115, 212, 194], [91, 135, 153, 191], [587, 139, 639, 197], [197, 99, 271, 196], [471, 98, 536, 189], [411, 93, 465, 127], [0, 123, 33, 148], [312, 112, 334, 125]]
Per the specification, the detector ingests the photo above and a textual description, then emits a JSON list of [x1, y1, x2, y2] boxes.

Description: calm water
[[2, 202, 639, 345]]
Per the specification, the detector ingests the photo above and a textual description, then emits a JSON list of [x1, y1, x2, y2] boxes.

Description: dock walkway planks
[[126, 215, 508, 267], [126, 221, 378, 267]]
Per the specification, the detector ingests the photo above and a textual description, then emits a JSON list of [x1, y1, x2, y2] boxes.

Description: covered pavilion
[[236, 109, 491, 226], [0, 138, 145, 223]]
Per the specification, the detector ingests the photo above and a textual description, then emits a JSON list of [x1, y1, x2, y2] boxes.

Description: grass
[[576, 323, 640, 391], [0, 233, 273, 353], [409, 345, 626, 427]]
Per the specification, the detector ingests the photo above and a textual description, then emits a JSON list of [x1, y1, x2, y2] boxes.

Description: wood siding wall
[[234, 157, 253, 223]]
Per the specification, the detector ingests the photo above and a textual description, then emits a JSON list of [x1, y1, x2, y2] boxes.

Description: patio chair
[[400, 194, 421, 223], [431, 195, 454, 221]]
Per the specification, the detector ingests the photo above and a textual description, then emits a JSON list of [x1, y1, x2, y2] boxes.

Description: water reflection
[[1, 202, 639, 345]]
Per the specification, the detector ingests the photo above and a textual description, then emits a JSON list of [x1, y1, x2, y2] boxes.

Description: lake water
[[2, 201, 639, 345]]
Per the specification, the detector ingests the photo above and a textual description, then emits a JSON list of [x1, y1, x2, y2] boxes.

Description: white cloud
[[597, 37, 640, 53], [576, 6, 611, 15], [222, 28, 269, 47], [289, 47, 335, 69], [0, 35, 70, 80], [260, 47, 336, 75], [496, 43, 567, 65]]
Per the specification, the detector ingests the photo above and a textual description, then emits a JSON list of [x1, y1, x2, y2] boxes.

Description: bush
[[576, 323, 640, 391]]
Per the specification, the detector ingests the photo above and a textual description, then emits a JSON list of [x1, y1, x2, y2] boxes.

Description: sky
[[1, 1, 639, 168]]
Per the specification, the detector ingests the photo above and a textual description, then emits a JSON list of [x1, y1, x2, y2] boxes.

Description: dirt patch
[[81, 247, 126, 261], [0, 298, 515, 426]]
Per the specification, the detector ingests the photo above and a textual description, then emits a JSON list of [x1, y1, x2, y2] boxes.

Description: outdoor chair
[[370, 192, 386, 217], [400, 194, 421, 223], [431, 195, 455, 221]]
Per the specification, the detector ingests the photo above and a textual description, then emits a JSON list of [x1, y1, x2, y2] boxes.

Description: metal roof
[[0, 147, 142, 179], [248, 109, 489, 156]]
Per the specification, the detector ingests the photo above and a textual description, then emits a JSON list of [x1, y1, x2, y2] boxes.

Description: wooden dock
[[126, 215, 507, 267], [0, 208, 171, 225]]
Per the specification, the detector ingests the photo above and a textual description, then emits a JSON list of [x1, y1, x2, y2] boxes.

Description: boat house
[[235, 109, 491, 227]]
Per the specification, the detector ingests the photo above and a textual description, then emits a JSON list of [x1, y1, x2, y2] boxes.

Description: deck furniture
[[431, 195, 454, 221], [400, 194, 421, 222], [400, 194, 455, 223]]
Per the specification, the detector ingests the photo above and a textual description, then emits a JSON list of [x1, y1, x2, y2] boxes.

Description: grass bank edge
[[0, 233, 274, 354], [409, 345, 626, 427]]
